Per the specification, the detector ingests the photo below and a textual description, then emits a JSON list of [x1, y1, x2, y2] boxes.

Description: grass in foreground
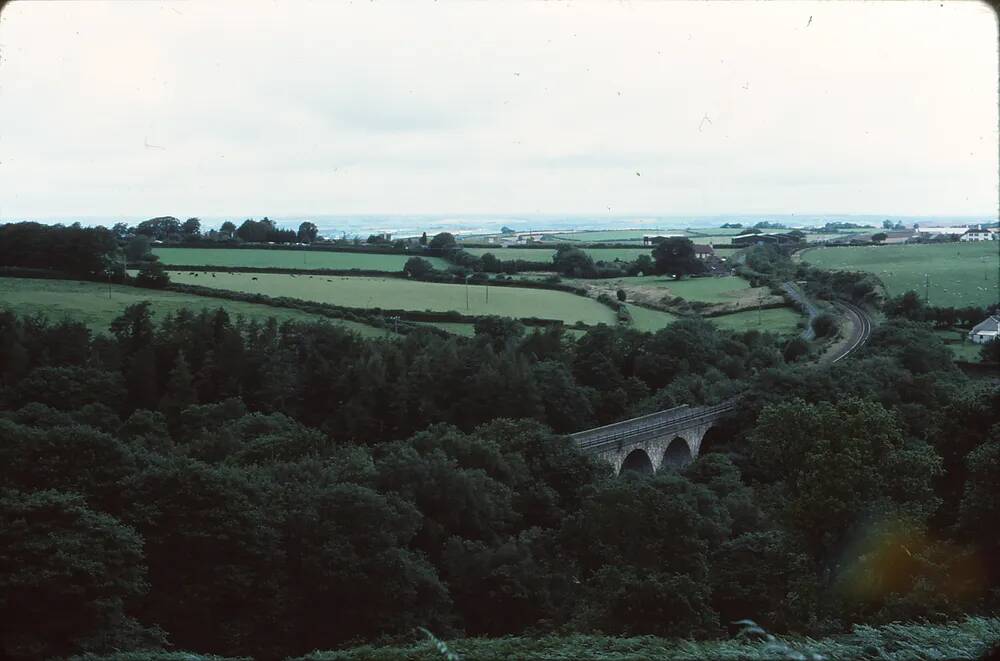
[[166, 272, 617, 326], [801, 242, 999, 308], [153, 247, 450, 271], [288, 617, 1000, 661], [0, 277, 393, 338]]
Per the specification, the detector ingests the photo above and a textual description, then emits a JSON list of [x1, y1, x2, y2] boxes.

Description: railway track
[[572, 401, 738, 453], [830, 300, 873, 363]]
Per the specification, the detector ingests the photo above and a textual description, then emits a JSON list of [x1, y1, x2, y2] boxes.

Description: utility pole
[[465, 275, 470, 311], [924, 273, 930, 305]]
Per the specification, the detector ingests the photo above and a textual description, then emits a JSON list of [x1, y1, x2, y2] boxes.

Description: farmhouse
[[960, 228, 996, 242], [969, 315, 1000, 344], [693, 244, 715, 260]]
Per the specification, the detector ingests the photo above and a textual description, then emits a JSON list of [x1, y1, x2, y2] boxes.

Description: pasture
[[153, 247, 450, 271], [548, 229, 687, 243], [707, 306, 803, 335], [465, 247, 652, 263], [578, 275, 753, 304], [933, 328, 984, 363], [0, 277, 392, 338], [166, 272, 618, 326], [626, 305, 680, 332], [802, 242, 999, 307]]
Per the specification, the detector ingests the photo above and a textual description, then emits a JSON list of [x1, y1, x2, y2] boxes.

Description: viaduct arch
[[571, 402, 737, 475]]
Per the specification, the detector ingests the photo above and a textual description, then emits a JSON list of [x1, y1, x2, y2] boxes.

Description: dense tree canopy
[[297, 221, 319, 243], [0, 222, 117, 278], [652, 237, 705, 277], [0, 299, 996, 659]]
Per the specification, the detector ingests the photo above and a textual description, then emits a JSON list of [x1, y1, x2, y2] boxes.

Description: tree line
[[0, 302, 997, 659]]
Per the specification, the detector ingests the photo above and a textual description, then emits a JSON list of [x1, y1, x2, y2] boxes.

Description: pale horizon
[[1, 0, 998, 219]]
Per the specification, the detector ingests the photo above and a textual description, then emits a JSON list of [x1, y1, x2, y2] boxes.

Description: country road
[[782, 281, 818, 340]]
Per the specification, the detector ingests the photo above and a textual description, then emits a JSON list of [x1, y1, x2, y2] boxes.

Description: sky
[[0, 0, 997, 220]]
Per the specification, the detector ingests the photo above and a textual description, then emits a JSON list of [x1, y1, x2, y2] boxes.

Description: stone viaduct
[[571, 401, 738, 475]]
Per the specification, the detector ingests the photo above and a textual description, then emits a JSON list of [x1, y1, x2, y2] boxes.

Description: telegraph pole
[[924, 273, 930, 305]]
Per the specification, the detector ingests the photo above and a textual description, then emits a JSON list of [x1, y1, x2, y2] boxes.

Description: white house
[[969, 315, 1000, 344], [960, 228, 996, 242]]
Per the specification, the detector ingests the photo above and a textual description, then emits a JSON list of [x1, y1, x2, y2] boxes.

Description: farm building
[[693, 244, 715, 259], [960, 228, 996, 241], [969, 315, 1000, 344]]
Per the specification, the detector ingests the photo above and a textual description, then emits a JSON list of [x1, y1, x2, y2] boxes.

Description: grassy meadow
[[166, 272, 618, 326], [802, 242, 999, 307], [626, 304, 680, 332], [465, 247, 653, 263], [548, 229, 688, 243], [153, 247, 450, 271], [0, 277, 393, 338], [575, 274, 753, 304], [933, 328, 985, 363], [707, 306, 803, 335]]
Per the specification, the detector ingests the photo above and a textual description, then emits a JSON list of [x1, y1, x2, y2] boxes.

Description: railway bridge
[[571, 401, 738, 475]]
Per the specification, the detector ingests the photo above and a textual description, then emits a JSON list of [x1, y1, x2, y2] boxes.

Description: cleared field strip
[[549, 229, 691, 242], [465, 247, 652, 263], [579, 275, 753, 304], [706, 307, 803, 335], [0, 277, 393, 338], [627, 305, 680, 332], [412, 321, 477, 337], [933, 328, 984, 363], [802, 242, 999, 307], [153, 247, 450, 271], [166, 272, 618, 326]]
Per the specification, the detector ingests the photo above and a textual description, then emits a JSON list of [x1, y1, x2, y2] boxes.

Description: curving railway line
[[829, 300, 873, 363]]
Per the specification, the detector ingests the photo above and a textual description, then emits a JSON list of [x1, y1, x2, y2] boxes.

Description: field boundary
[[165, 282, 588, 330]]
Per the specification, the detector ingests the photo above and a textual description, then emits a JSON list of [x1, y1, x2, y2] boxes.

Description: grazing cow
[[252, 276, 258, 281]]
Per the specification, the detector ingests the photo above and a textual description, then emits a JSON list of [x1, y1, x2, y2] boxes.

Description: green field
[[802, 242, 999, 307], [465, 247, 652, 263], [933, 328, 984, 363], [167, 272, 618, 326], [411, 321, 477, 337], [574, 275, 752, 304], [626, 304, 680, 332], [707, 306, 803, 335], [153, 247, 450, 271], [0, 277, 393, 338], [548, 229, 688, 242]]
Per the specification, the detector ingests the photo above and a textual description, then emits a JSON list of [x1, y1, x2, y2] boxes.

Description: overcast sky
[[0, 0, 996, 219]]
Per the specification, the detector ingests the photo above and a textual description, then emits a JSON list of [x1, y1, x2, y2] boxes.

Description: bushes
[[811, 312, 837, 338]]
